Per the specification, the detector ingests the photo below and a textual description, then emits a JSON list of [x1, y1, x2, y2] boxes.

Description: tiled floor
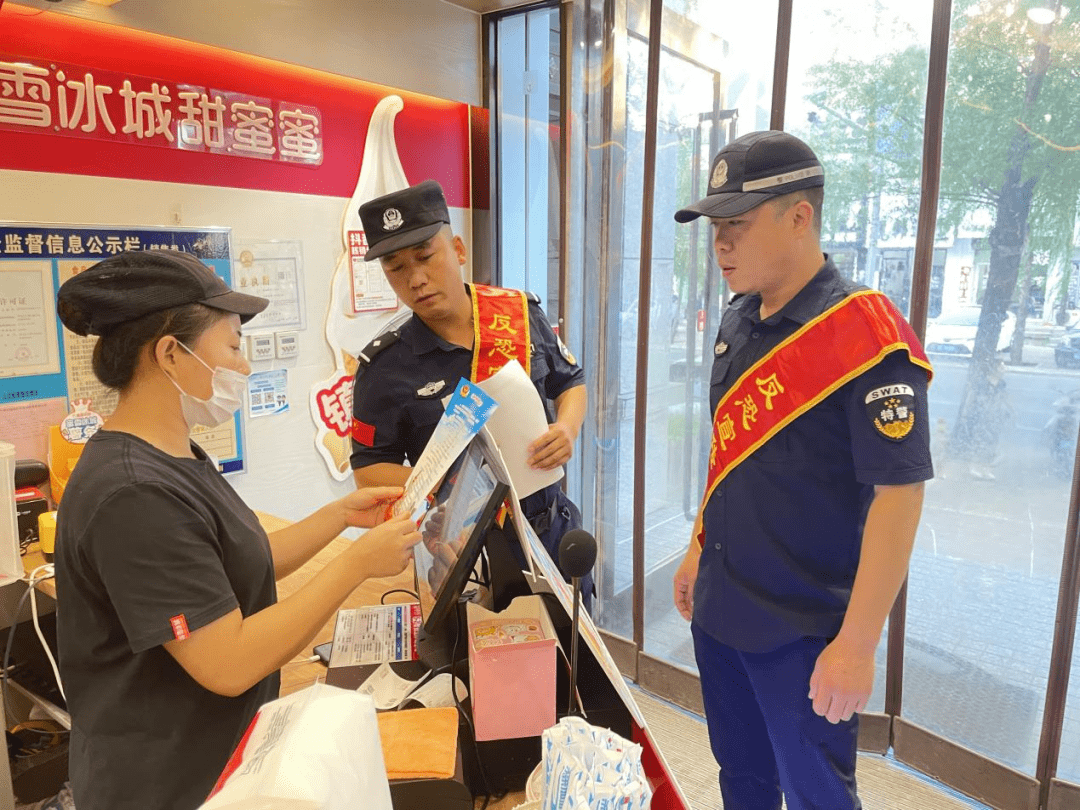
[[631, 687, 991, 810]]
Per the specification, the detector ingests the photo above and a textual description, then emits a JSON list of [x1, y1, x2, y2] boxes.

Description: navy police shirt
[[694, 258, 933, 653], [350, 285, 585, 519]]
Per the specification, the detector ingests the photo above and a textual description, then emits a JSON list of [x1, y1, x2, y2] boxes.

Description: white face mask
[[167, 341, 248, 429]]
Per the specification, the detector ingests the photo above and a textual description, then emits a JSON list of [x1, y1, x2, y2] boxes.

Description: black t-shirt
[[55, 430, 279, 810]]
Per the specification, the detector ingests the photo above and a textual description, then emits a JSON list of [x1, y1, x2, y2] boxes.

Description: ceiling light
[[1027, 7, 1057, 23]]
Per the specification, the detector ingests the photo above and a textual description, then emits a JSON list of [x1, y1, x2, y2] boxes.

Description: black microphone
[[559, 529, 597, 716]]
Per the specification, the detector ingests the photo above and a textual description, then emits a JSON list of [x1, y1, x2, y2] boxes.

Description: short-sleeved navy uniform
[[692, 259, 932, 810], [56, 430, 279, 810], [350, 285, 589, 592]]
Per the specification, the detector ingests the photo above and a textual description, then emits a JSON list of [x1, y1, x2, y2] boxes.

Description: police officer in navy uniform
[[672, 132, 933, 810], [349, 180, 592, 606]]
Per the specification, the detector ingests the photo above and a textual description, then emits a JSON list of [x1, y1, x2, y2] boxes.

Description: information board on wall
[[0, 224, 247, 474]]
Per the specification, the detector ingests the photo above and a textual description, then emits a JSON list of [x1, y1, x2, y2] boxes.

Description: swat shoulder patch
[[355, 330, 400, 368], [865, 383, 916, 441], [556, 335, 577, 366]]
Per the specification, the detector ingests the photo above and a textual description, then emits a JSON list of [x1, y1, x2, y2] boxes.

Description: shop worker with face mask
[[53, 250, 422, 810]]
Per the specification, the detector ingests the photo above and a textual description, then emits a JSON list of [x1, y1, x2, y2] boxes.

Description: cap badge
[[710, 159, 729, 189], [417, 380, 446, 397], [382, 207, 404, 232], [715, 341, 729, 356]]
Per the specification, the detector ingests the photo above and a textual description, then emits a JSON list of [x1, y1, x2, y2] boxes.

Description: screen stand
[[416, 624, 453, 672], [485, 524, 533, 612], [417, 597, 474, 674]]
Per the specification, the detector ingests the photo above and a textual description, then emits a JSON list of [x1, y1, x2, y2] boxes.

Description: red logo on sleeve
[[351, 418, 376, 447], [170, 614, 190, 641]]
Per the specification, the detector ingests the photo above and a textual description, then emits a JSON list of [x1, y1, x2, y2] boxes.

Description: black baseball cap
[[56, 249, 268, 336], [674, 130, 824, 223], [358, 180, 452, 262]]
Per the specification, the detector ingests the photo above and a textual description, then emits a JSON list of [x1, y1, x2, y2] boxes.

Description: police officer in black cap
[[672, 132, 933, 810], [349, 180, 592, 607]]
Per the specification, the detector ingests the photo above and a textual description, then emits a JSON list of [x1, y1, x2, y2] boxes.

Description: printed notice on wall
[[57, 260, 119, 418], [0, 398, 68, 463], [0, 224, 247, 474], [347, 231, 397, 314], [232, 241, 305, 332], [191, 422, 239, 468], [0, 261, 60, 379], [247, 369, 288, 419]]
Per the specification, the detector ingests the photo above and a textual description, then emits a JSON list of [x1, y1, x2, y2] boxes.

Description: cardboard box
[[15, 488, 49, 551], [467, 595, 557, 741]]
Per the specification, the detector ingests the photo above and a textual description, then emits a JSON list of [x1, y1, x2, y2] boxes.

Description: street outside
[[594, 324, 1080, 778]]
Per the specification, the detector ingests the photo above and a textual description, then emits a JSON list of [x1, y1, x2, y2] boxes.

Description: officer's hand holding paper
[[477, 360, 564, 498]]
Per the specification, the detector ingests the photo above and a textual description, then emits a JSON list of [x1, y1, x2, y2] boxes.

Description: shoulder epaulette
[[356, 330, 400, 368]]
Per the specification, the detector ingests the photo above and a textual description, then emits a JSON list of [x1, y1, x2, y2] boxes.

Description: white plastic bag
[[541, 717, 652, 810], [200, 683, 392, 810]]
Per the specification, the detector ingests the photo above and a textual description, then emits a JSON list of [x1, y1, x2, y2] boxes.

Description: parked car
[[1054, 332, 1080, 369], [924, 307, 1015, 355]]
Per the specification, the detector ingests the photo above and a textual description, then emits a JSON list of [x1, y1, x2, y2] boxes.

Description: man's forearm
[[836, 482, 925, 652], [554, 384, 587, 438]]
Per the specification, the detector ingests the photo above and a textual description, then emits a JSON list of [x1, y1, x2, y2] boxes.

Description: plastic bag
[[540, 717, 652, 810], [200, 682, 392, 810]]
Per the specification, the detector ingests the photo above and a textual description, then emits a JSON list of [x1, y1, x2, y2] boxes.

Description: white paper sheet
[[357, 663, 426, 711], [356, 664, 468, 711], [401, 673, 468, 709], [476, 360, 563, 498]]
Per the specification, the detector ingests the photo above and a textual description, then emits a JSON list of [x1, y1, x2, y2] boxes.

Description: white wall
[[14, 0, 483, 106], [3, 0, 486, 523], [1, 169, 371, 522]]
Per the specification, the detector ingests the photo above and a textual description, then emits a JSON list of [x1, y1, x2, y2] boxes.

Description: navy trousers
[[691, 624, 861, 810]]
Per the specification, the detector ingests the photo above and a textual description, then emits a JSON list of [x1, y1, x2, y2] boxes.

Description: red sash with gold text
[[470, 284, 532, 382], [693, 290, 933, 547]]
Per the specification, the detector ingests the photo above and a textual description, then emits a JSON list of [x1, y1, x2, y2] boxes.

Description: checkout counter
[[0, 511, 685, 810]]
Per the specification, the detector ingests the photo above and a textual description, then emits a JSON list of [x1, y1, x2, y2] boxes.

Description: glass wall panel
[[570, 0, 636, 636], [783, 0, 934, 715], [494, 6, 561, 316], [1018, 0, 1080, 783], [910, 0, 1077, 774], [634, 1, 777, 668]]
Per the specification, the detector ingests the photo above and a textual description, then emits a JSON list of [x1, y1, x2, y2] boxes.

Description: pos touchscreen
[[413, 440, 509, 640]]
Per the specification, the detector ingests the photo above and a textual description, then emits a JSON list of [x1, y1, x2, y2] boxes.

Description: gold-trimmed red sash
[[693, 289, 932, 547], [470, 284, 531, 382]]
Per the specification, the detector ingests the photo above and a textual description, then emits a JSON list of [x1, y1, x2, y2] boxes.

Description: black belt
[[525, 495, 561, 535]]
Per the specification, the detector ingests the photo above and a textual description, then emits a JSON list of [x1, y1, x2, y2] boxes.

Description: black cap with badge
[[674, 130, 824, 223], [56, 249, 268, 336], [358, 180, 452, 262]]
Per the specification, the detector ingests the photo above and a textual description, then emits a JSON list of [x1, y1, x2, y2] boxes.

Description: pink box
[[467, 595, 557, 741]]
